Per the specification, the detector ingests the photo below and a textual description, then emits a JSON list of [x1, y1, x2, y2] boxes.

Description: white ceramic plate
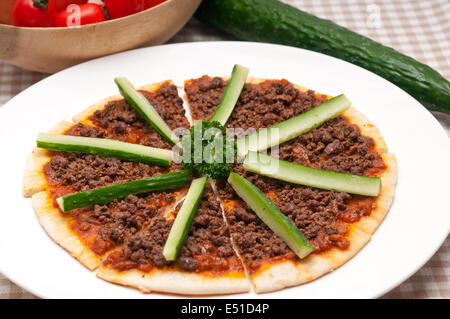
[[0, 42, 449, 299]]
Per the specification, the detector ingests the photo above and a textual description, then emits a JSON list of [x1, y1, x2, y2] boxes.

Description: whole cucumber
[[195, 0, 450, 114]]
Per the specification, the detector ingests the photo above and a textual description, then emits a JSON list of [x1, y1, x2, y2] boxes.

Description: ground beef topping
[[105, 188, 244, 274], [90, 82, 189, 149], [185, 76, 327, 132], [64, 186, 184, 255], [185, 76, 226, 121], [276, 116, 385, 176], [227, 80, 325, 131], [45, 149, 178, 193]]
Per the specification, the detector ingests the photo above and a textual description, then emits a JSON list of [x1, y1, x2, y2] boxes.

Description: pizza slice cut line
[[95, 182, 251, 295]]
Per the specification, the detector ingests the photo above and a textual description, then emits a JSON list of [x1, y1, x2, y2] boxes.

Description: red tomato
[[104, 0, 145, 20], [55, 3, 105, 27], [11, 0, 57, 27], [55, 0, 86, 11], [144, 0, 166, 9]]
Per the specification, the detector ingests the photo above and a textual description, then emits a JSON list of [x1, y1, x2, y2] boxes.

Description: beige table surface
[[0, 0, 448, 298]]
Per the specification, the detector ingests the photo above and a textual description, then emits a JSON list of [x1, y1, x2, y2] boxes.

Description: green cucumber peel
[[195, 0, 450, 113], [37, 133, 172, 166], [57, 170, 190, 212], [236, 94, 351, 158], [228, 172, 314, 259], [163, 176, 208, 261], [114, 77, 180, 146], [210, 64, 249, 126], [244, 151, 381, 196]]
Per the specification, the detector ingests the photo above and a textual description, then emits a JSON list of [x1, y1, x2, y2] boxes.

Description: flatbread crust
[[23, 121, 74, 198], [251, 225, 371, 293], [341, 107, 388, 152], [96, 265, 250, 295], [352, 152, 397, 234], [32, 191, 103, 270]]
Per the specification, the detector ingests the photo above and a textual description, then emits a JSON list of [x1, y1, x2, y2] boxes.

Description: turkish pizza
[[23, 65, 396, 295]]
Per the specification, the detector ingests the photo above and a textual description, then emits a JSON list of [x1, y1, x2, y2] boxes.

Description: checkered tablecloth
[[0, 0, 448, 299]]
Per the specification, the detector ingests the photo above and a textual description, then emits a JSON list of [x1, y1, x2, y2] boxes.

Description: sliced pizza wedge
[[32, 190, 106, 270], [96, 184, 251, 295], [233, 221, 370, 293], [32, 186, 187, 270], [216, 157, 393, 293]]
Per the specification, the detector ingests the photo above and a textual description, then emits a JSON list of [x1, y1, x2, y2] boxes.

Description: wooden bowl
[[0, 0, 202, 73]]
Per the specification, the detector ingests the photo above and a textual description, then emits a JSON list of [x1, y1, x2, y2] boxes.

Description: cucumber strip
[[163, 176, 208, 261], [37, 133, 173, 166], [236, 94, 351, 157], [210, 64, 249, 125], [56, 170, 190, 212], [228, 172, 314, 259], [244, 152, 381, 196], [114, 77, 180, 146]]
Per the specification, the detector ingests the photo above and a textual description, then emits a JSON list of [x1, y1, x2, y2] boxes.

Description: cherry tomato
[[55, 0, 87, 11], [131, 0, 146, 14], [11, 0, 57, 27], [0, 0, 16, 25], [104, 0, 145, 20], [55, 3, 105, 27], [144, 0, 166, 9]]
